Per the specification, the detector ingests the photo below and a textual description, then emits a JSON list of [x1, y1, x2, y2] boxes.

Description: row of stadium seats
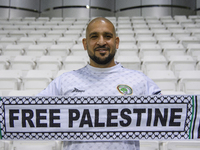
[[0, 69, 200, 96], [0, 140, 199, 150], [0, 33, 200, 46], [0, 53, 200, 75], [1, 43, 200, 59]]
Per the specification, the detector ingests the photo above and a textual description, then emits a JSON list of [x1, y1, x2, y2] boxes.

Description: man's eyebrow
[[89, 32, 114, 37], [104, 32, 113, 36], [89, 32, 98, 37]]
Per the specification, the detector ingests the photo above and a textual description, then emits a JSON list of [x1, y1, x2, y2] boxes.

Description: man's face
[[83, 19, 119, 67]]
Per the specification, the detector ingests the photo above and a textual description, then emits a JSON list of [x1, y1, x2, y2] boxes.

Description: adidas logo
[[72, 88, 85, 93]]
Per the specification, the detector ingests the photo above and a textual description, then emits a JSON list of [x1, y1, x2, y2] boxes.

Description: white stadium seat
[[18, 37, 36, 46], [0, 56, 10, 69], [187, 44, 200, 60], [139, 44, 162, 58], [36, 56, 63, 77], [48, 45, 70, 57], [63, 55, 88, 71], [141, 55, 168, 74], [116, 55, 141, 70], [23, 70, 53, 91], [11, 141, 62, 150], [26, 45, 48, 57], [140, 141, 159, 150], [0, 70, 22, 95], [3, 45, 26, 57], [10, 56, 36, 76], [168, 55, 196, 77], [37, 37, 55, 46], [161, 44, 186, 58], [161, 141, 200, 150], [147, 70, 177, 92], [0, 37, 17, 47], [178, 71, 200, 94]]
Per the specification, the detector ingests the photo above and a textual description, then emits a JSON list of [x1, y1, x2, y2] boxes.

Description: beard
[[88, 47, 116, 65]]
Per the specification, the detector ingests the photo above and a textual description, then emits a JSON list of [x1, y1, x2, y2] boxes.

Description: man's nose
[[97, 36, 106, 45]]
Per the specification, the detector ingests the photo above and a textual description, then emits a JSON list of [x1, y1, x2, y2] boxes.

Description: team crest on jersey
[[117, 85, 133, 95]]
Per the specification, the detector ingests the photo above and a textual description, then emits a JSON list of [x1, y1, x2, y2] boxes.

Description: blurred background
[[0, 0, 199, 18]]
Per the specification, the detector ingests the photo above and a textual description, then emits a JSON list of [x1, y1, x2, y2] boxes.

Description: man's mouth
[[95, 47, 110, 52]]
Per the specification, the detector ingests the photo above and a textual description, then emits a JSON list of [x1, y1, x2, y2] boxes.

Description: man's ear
[[115, 37, 119, 49], [82, 38, 87, 50]]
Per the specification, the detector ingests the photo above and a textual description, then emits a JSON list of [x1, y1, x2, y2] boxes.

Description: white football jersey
[[37, 63, 161, 96], [37, 63, 161, 150]]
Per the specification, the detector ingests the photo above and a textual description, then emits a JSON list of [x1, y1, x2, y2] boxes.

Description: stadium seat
[[23, 70, 53, 91], [140, 141, 159, 150], [70, 44, 87, 56], [19, 25, 36, 32], [166, 24, 183, 30], [29, 21, 46, 26], [187, 44, 200, 60], [48, 45, 70, 57], [147, 70, 177, 92], [141, 55, 168, 74], [117, 36, 136, 44], [117, 29, 134, 38], [9, 30, 27, 38], [26, 45, 48, 57], [157, 36, 178, 45], [168, 55, 196, 77], [56, 37, 75, 47], [36, 56, 63, 77], [44, 21, 58, 26], [52, 26, 68, 31], [3, 25, 20, 31], [18, 37, 36, 46], [136, 36, 157, 46], [63, 55, 88, 71], [178, 71, 200, 94], [35, 25, 52, 31], [27, 30, 46, 38], [135, 30, 153, 38], [161, 19, 177, 25], [3, 45, 26, 57], [153, 29, 172, 37], [161, 44, 186, 58], [10, 56, 36, 76], [46, 30, 64, 38], [0, 37, 17, 47], [170, 29, 191, 38], [37, 37, 55, 46], [0, 56, 10, 69], [178, 36, 200, 47], [0, 30, 9, 38], [116, 55, 141, 70], [149, 24, 166, 30], [11, 141, 62, 150], [0, 70, 22, 95], [139, 44, 162, 59], [161, 140, 200, 150]]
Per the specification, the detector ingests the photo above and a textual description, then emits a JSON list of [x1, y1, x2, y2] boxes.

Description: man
[[37, 17, 161, 96], [38, 17, 161, 150]]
